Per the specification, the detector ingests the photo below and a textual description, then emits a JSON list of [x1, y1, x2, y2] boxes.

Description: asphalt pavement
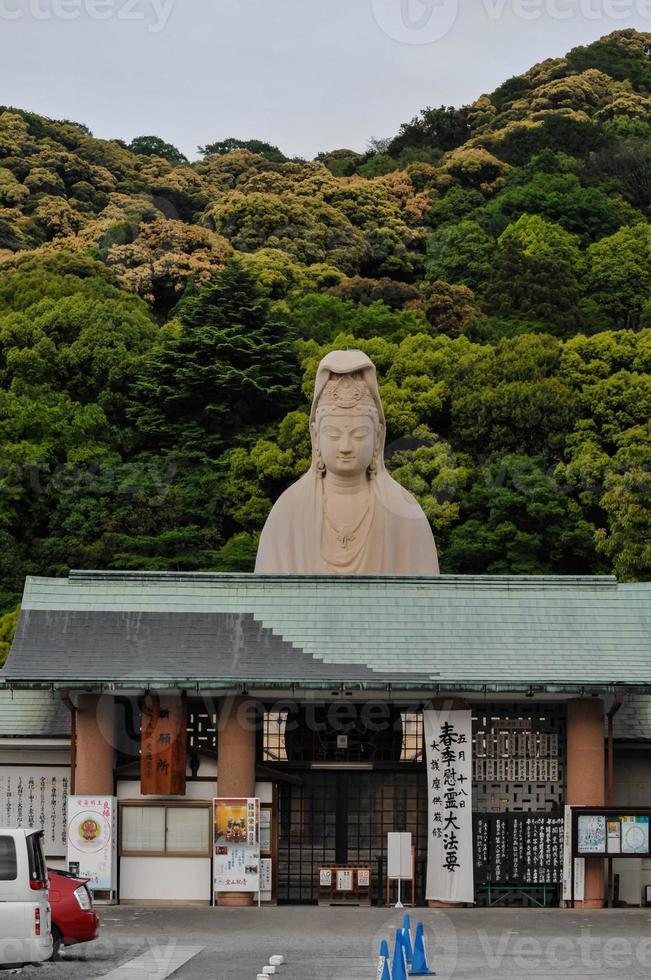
[[9, 904, 651, 980]]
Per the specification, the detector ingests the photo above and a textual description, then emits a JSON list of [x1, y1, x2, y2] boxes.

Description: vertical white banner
[[424, 709, 474, 904]]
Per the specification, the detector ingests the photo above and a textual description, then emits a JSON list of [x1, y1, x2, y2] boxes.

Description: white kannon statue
[[255, 349, 439, 575]]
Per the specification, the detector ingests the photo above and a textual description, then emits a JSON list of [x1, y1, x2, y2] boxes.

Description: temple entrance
[[276, 769, 428, 904], [267, 700, 568, 906]]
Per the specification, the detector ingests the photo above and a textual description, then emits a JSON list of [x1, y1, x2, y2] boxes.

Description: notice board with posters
[[213, 797, 261, 895], [573, 807, 651, 858]]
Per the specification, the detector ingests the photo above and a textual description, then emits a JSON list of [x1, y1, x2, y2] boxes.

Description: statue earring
[[316, 450, 326, 477]]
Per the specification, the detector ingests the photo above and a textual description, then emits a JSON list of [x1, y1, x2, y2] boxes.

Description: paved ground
[[10, 905, 651, 980]]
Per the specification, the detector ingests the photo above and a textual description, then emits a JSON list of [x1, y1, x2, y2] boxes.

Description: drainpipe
[[60, 689, 77, 795], [606, 695, 624, 909], [607, 695, 624, 806]]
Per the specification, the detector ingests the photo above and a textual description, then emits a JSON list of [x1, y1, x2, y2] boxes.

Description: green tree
[[131, 259, 301, 457], [128, 136, 188, 164], [445, 455, 599, 575], [425, 220, 494, 292], [199, 138, 287, 163], [485, 215, 583, 332], [388, 106, 471, 157], [0, 605, 19, 665], [585, 225, 651, 329]]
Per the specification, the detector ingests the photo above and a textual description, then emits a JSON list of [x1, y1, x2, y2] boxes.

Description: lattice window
[[400, 711, 424, 763], [263, 711, 288, 762], [187, 699, 218, 753], [261, 704, 423, 764], [471, 702, 567, 813]]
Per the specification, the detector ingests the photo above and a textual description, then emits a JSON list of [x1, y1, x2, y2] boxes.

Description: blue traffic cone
[[409, 921, 436, 976], [402, 914, 413, 964], [392, 928, 408, 980], [378, 939, 392, 980]]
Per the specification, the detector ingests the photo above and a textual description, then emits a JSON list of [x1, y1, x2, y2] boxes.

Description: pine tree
[[131, 259, 301, 458]]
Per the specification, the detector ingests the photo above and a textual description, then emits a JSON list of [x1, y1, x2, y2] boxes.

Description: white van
[[0, 829, 53, 965]]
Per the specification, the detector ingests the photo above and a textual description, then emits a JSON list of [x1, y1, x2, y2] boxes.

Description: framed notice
[[357, 868, 370, 887], [336, 869, 353, 891], [260, 808, 272, 853], [319, 868, 332, 886], [260, 858, 272, 900]]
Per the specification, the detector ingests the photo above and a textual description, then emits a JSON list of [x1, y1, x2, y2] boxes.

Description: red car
[[47, 869, 99, 957]]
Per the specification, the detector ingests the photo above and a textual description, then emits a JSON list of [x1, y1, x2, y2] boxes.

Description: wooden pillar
[[217, 696, 257, 907], [75, 694, 115, 796], [428, 697, 468, 909], [567, 698, 605, 909]]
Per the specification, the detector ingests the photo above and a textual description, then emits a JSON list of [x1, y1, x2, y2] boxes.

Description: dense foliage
[[0, 29, 649, 653]]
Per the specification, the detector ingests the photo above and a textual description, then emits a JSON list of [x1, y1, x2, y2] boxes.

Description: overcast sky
[[0, 0, 649, 159]]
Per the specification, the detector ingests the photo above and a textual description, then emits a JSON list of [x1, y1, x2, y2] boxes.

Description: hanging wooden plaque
[[140, 693, 187, 796]]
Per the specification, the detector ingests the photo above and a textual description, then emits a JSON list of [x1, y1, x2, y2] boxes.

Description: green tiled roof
[[0, 690, 70, 737], [2, 571, 650, 692]]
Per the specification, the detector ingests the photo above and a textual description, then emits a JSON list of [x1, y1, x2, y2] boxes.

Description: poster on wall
[[607, 820, 621, 854], [577, 814, 607, 854], [213, 798, 261, 894], [621, 815, 649, 854], [0, 768, 70, 856], [66, 796, 117, 892], [424, 709, 474, 904]]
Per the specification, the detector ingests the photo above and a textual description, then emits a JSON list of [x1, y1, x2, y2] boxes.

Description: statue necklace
[[322, 481, 374, 551]]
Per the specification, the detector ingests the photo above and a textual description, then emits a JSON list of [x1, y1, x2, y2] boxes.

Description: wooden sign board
[[140, 694, 187, 796]]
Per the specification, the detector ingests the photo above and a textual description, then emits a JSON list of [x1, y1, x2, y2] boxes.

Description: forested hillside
[[0, 28, 649, 636]]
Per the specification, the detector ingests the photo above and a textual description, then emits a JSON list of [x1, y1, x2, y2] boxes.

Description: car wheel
[[50, 925, 63, 960]]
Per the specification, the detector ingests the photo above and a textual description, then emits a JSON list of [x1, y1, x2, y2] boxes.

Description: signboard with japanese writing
[[213, 797, 260, 894], [474, 813, 564, 886], [66, 796, 117, 892], [140, 694, 187, 796], [562, 805, 584, 902], [0, 768, 69, 857], [424, 709, 474, 903]]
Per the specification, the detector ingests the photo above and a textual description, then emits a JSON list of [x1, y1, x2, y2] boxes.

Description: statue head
[[309, 351, 386, 481]]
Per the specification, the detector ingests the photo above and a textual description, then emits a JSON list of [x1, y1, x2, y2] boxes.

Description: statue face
[[318, 412, 376, 478]]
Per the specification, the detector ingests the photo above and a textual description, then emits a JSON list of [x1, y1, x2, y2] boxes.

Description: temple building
[[1, 568, 649, 908]]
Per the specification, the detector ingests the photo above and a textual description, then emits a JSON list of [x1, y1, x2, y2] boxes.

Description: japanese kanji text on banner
[[424, 709, 474, 903]]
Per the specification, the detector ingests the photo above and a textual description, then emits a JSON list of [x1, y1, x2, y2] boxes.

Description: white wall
[[612, 749, 651, 906], [117, 778, 273, 803], [120, 857, 211, 903]]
